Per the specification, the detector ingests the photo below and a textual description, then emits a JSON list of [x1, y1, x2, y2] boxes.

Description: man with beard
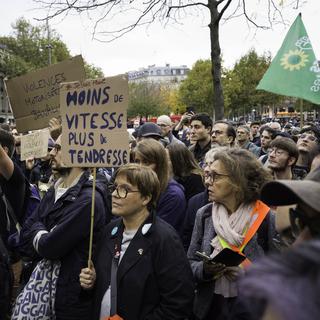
[[268, 137, 299, 180], [259, 127, 276, 158], [17, 134, 111, 320], [294, 126, 320, 179]]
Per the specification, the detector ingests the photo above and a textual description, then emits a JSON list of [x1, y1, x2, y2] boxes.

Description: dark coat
[[93, 212, 195, 320], [19, 170, 111, 320], [181, 190, 209, 251]]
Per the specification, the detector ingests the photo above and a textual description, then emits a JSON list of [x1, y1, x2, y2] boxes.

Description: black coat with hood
[[92, 212, 195, 320], [19, 170, 111, 320]]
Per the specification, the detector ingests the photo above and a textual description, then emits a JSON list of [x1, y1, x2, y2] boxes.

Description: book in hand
[[195, 248, 246, 267]]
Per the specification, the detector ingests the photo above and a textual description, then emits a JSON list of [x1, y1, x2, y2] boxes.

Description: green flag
[[257, 13, 320, 105]]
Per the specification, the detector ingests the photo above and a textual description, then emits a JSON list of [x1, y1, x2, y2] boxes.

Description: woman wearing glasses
[[188, 147, 277, 320], [79, 164, 194, 320]]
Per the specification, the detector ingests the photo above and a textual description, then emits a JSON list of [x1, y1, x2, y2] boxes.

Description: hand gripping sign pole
[[88, 168, 96, 268]]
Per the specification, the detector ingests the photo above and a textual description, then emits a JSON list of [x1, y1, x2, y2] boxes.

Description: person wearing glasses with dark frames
[[79, 163, 194, 320], [294, 126, 320, 179], [188, 147, 277, 320]]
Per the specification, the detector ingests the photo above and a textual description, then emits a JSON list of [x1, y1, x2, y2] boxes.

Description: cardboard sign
[[20, 129, 50, 161], [6, 55, 86, 133], [60, 75, 129, 168]]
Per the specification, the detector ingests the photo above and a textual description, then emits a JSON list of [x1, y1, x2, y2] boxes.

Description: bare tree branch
[[167, 2, 208, 18]]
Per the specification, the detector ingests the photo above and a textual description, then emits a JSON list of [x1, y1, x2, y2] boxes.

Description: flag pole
[[299, 99, 304, 128], [88, 168, 96, 268]]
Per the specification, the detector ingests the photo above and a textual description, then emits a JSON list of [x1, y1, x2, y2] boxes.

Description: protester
[[136, 122, 163, 142], [188, 148, 276, 320], [79, 163, 194, 319], [181, 148, 215, 251], [167, 143, 205, 201], [267, 137, 299, 180], [211, 120, 236, 148], [239, 240, 320, 320], [133, 139, 186, 233], [236, 125, 260, 157], [260, 169, 320, 244], [250, 121, 261, 146], [189, 113, 212, 165], [259, 127, 276, 160], [15, 134, 111, 319], [173, 111, 193, 146], [157, 114, 183, 145], [294, 126, 320, 178], [0, 129, 28, 318]]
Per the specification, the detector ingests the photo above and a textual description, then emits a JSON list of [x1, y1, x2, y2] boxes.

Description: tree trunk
[[208, 0, 224, 121]]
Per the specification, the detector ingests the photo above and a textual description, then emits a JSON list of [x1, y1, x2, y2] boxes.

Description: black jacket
[[93, 212, 195, 320], [19, 170, 111, 320]]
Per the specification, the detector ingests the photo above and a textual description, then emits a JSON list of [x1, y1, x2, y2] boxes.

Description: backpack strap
[[0, 185, 21, 234]]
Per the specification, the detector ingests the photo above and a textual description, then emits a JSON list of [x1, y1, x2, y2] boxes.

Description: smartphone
[[196, 249, 246, 267], [195, 251, 213, 262]]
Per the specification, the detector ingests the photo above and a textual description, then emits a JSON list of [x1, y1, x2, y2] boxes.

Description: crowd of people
[[0, 111, 320, 320]]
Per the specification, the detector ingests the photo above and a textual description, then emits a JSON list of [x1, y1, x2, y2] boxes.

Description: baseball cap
[[137, 122, 162, 139], [261, 169, 320, 214]]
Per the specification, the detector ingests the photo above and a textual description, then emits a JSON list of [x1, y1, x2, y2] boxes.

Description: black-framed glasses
[[108, 184, 140, 199], [204, 171, 229, 182]]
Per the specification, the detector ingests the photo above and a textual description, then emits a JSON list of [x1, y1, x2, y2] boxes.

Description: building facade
[[128, 64, 189, 87]]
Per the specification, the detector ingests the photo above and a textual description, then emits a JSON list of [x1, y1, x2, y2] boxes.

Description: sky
[[1, 0, 319, 77]]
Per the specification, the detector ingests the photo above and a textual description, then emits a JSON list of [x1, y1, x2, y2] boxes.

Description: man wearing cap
[[157, 115, 183, 146], [136, 122, 163, 141], [261, 169, 320, 245]]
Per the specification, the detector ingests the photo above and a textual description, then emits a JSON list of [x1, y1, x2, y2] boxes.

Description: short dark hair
[[250, 121, 260, 127], [300, 126, 320, 143], [262, 127, 277, 139], [270, 137, 299, 160], [0, 129, 15, 157], [115, 163, 160, 210], [190, 113, 212, 130], [213, 120, 236, 142]]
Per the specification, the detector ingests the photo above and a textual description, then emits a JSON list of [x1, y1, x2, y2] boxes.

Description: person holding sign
[[188, 148, 277, 320], [15, 134, 111, 320], [79, 164, 194, 320]]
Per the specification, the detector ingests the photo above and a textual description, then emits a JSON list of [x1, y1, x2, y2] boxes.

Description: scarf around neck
[[210, 201, 253, 298]]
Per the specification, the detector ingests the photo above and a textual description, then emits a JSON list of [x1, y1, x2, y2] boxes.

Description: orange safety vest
[[218, 200, 270, 268]]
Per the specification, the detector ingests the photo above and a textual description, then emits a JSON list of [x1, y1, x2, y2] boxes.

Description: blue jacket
[[157, 179, 186, 234], [19, 170, 110, 319]]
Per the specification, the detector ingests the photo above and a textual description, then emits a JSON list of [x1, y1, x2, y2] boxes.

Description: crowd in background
[[0, 111, 320, 320]]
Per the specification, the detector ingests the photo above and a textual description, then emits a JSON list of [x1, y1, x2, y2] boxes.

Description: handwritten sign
[[60, 75, 129, 167], [6, 55, 85, 133], [20, 129, 50, 161]]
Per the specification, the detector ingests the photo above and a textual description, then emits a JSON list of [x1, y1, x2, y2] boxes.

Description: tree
[[0, 17, 103, 79], [128, 82, 170, 119], [178, 59, 214, 115], [34, 0, 302, 120], [224, 49, 281, 118]]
